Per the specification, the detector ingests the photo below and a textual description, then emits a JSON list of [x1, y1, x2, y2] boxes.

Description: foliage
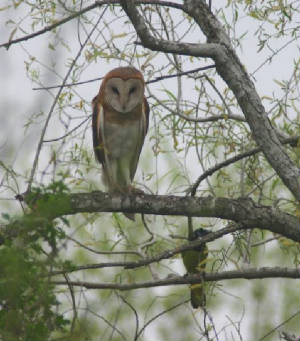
[[0, 182, 72, 340]]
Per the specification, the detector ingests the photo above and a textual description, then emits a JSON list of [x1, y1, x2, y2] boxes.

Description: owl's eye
[[129, 87, 136, 95], [112, 86, 119, 95]]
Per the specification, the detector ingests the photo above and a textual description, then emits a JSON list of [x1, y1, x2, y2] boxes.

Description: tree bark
[[63, 192, 299, 241]]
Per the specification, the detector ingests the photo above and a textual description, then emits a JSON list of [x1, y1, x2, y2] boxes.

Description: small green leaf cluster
[[0, 246, 69, 340], [0, 181, 73, 340]]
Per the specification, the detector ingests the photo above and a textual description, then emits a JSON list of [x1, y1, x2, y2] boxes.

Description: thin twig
[[135, 299, 188, 340], [148, 91, 245, 123], [32, 64, 216, 91], [147, 64, 216, 84], [187, 216, 193, 239], [0, 0, 184, 50], [258, 310, 300, 341], [203, 307, 219, 341], [203, 74, 234, 117], [49, 226, 242, 276], [63, 273, 78, 334], [33, 76, 104, 90], [140, 214, 156, 251], [26, 8, 107, 192], [43, 116, 91, 143], [251, 236, 280, 248], [251, 37, 298, 77], [86, 307, 127, 340], [119, 295, 140, 341], [187, 136, 299, 196], [0, 2, 100, 49], [67, 235, 143, 257]]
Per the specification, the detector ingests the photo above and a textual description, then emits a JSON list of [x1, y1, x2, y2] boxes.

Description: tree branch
[[259, 311, 300, 341], [16, 191, 298, 242], [0, 2, 99, 49], [52, 267, 300, 291], [26, 9, 106, 192], [33, 64, 216, 91], [120, 0, 221, 59], [187, 136, 299, 196], [120, 0, 300, 199], [68, 192, 299, 241], [0, 0, 183, 49], [182, 0, 300, 200], [50, 225, 241, 275]]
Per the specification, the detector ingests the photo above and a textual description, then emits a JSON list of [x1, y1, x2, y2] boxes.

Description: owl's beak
[[118, 96, 127, 113]]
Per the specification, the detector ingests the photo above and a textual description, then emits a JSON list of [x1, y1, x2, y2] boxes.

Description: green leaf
[[1, 213, 10, 221]]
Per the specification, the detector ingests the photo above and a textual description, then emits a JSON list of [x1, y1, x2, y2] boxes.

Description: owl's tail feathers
[[123, 212, 135, 221], [190, 283, 206, 309]]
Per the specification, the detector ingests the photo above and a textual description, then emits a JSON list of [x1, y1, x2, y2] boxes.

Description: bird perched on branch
[[181, 228, 210, 309], [92, 67, 149, 220]]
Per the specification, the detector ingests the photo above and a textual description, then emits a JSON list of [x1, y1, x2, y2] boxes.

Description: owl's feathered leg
[[102, 161, 135, 221]]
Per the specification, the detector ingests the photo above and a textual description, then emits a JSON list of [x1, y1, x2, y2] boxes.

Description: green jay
[[181, 228, 209, 309]]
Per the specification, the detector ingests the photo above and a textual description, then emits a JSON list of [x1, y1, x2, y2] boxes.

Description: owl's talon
[[128, 186, 144, 195]]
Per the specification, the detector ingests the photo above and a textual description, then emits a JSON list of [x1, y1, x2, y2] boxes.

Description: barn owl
[[92, 66, 149, 220]]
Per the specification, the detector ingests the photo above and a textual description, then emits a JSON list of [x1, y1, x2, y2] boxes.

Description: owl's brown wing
[[143, 96, 150, 135], [130, 96, 150, 182], [92, 95, 105, 166]]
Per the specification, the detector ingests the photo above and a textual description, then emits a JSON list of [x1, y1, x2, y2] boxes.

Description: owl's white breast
[[104, 120, 140, 159]]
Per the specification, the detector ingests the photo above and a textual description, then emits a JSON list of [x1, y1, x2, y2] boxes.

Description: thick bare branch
[[120, 0, 220, 58], [183, 0, 300, 199], [17, 191, 297, 241], [68, 192, 299, 241], [52, 267, 300, 290]]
